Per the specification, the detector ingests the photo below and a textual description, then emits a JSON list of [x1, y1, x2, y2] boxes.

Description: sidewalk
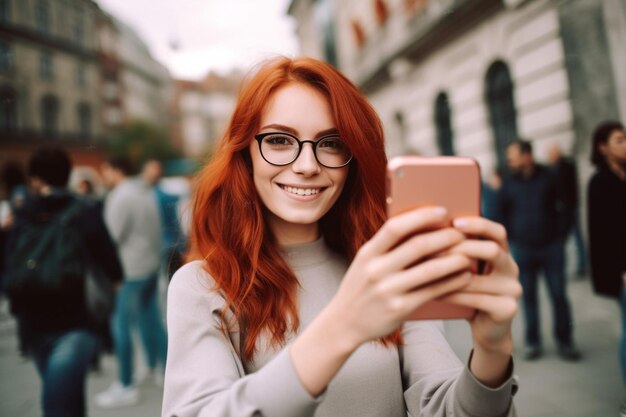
[[0, 276, 623, 417]]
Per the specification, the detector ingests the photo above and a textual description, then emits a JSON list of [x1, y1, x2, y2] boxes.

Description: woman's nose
[[291, 143, 321, 176]]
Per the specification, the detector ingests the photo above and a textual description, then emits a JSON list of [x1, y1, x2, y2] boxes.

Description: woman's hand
[[291, 206, 473, 396], [329, 206, 474, 348], [441, 216, 522, 386]]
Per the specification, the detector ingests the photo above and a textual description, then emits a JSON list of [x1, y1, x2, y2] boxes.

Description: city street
[[0, 275, 622, 417]]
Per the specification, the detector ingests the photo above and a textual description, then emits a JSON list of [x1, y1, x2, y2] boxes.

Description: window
[[404, 0, 427, 16], [76, 62, 86, 87], [77, 103, 91, 138], [40, 51, 53, 80], [0, 87, 17, 133], [395, 111, 407, 148], [374, 0, 389, 26], [36, 0, 50, 32], [0, 41, 13, 72], [315, 0, 337, 66], [434, 92, 455, 156], [73, 8, 84, 45], [351, 20, 365, 48], [0, 0, 10, 23], [485, 61, 518, 168], [41, 95, 59, 137]]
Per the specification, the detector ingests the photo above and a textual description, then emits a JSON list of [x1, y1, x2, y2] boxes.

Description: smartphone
[[386, 156, 482, 320]]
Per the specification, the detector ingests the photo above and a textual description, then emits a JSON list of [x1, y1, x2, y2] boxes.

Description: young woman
[[586, 121, 626, 416], [162, 57, 521, 417]]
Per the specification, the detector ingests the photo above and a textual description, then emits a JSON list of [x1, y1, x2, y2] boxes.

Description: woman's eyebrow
[[259, 124, 298, 135], [259, 124, 339, 139], [315, 128, 339, 139]]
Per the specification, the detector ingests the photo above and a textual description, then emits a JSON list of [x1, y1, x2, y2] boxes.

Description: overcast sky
[[96, 0, 300, 80]]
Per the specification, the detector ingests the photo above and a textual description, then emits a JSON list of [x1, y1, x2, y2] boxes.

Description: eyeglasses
[[254, 131, 353, 168]]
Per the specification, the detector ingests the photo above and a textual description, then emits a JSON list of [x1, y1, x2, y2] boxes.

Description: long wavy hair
[[191, 57, 400, 362]]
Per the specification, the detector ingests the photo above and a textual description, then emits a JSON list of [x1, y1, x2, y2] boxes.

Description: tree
[[106, 120, 181, 171]]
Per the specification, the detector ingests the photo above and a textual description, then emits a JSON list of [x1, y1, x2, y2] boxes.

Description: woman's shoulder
[[168, 261, 227, 311]]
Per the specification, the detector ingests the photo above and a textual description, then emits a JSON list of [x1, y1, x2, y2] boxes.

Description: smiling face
[[248, 82, 349, 244]]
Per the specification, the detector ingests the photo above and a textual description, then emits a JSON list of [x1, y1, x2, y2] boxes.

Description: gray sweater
[[104, 178, 162, 279], [162, 238, 517, 416]]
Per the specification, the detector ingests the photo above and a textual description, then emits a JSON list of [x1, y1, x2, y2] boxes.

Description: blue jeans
[[570, 208, 587, 274], [619, 286, 626, 386], [30, 330, 100, 417], [112, 273, 168, 386], [511, 240, 574, 347]]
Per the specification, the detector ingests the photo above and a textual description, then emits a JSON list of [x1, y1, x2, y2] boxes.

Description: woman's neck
[[269, 217, 320, 246], [607, 159, 626, 181]]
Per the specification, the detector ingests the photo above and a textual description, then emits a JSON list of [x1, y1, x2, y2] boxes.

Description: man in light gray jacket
[[95, 156, 168, 408]]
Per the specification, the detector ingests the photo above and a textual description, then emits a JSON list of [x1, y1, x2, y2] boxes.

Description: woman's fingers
[[451, 274, 522, 297], [402, 270, 472, 311], [452, 217, 509, 250], [385, 253, 472, 293], [361, 207, 449, 258], [372, 227, 465, 275], [440, 292, 519, 323], [448, 239, 517, 274]]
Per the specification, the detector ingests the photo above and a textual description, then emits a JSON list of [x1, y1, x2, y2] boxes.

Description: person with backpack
[[2, 146, 123, 417]]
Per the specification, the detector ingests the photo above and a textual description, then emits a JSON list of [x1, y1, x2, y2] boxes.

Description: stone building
[[288, 0, 626, 181], [110, 16, 172, 131], [0, 0, 102, 144], [171, 71, 241, 157], [0, 0, 173, 170]]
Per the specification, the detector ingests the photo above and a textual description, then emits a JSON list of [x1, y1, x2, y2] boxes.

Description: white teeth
[[282, 186, 321, 196]]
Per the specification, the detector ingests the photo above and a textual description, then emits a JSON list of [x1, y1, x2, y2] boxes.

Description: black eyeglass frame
[[254, 131, 353, 168]]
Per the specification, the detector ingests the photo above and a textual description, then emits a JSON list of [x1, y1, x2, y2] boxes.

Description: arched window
[[41, 95, 59, 137], [374, 0, 389, 26], [0, 86, 17, 133], [485, 61, 518, 168], [434, 92, 455, 156], [77, 102, 91, 138], [36, 0, 50, 32], [394, 111, 406, 148], [351, 20, 365, 48]]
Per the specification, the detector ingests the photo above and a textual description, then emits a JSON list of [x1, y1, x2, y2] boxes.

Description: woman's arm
[[400, 320, 517, 417], [290, 207, 473, 396], [441, 218, 520, 385]]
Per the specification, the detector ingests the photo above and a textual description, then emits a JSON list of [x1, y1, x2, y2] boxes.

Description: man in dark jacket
[[3, 146, 123, 417], [497, 139, 580, 361], [548, 144, 587, 277]]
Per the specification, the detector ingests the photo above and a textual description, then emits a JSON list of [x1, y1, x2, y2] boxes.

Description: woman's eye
[[319, 138, 343, 149], [266, 135, 294, 146]]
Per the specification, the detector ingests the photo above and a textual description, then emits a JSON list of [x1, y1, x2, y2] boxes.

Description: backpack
[[4, 200, 87, 305]]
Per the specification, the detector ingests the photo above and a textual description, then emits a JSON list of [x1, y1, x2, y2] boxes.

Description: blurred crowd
[[0, 149, 190, 415], [0, 118, 625, 416]]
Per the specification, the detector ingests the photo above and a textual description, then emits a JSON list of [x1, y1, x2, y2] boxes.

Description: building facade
[[0, 0, 101, 144], [289, 0, 626, 182], [171, 72, 240, 157], [0, 0, 174, 170]]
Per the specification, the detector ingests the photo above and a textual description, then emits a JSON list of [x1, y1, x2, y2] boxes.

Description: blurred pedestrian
[[586, 121, 626, 416], [0, 161, 28, 231], [547, 144, 587, 277], [497, 139, 580, 361], [163, 57, 520, 417], [140, 159, 186, 281], [95, 156, 167, 408], [3, 146, 122, 417], [482, 167, 503, 222]]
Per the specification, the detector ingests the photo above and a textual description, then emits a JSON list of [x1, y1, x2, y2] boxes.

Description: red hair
[[191, 57, 400, 362]]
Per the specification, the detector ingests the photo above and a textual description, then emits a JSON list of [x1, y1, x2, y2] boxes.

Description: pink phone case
[[386, 156, 481, 320]]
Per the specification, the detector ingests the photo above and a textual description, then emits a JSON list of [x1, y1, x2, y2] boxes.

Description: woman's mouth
[[279, 185, 323, 196]]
